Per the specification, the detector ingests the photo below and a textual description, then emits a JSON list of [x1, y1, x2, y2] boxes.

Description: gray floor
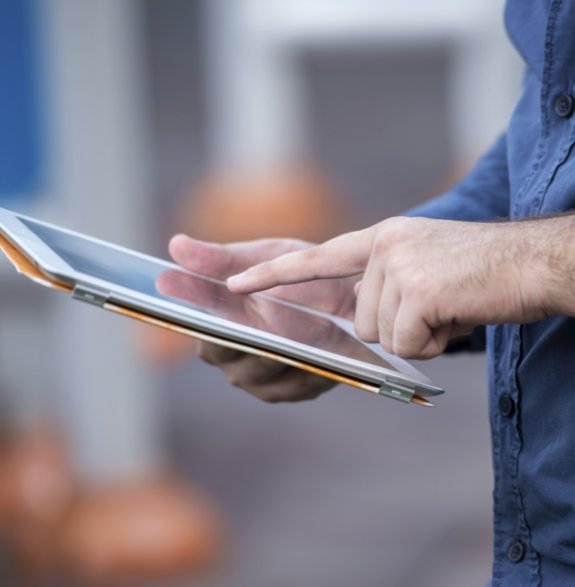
[[163, 351, 493, 587], [0, 272, 493, 587]]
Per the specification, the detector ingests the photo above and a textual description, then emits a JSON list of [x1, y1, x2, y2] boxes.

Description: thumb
[[169, 234, 232, 277], [169, 234, 311, 279]]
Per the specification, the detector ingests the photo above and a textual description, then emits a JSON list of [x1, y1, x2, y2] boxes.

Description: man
[[170, 1, 575, 584]]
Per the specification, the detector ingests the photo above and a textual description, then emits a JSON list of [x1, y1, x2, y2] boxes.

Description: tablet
[[0, 207, 444, 406]]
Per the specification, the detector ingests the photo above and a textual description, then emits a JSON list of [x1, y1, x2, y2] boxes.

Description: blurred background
[[0, 0, 522, 585]]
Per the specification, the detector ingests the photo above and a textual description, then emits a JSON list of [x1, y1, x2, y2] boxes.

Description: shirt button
[[498, 393, 515, 417], [507, 540, 525, 563], [554, 93, 574, 118]]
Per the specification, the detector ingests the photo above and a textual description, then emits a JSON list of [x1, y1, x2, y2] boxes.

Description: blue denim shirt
[[408, 1, 575, 584]]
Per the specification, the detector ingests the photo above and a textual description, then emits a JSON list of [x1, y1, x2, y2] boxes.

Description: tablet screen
[[19, 217, 409, 376]]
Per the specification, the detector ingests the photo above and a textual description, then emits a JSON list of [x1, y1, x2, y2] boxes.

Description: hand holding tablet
[[0, 208, 444, 406]]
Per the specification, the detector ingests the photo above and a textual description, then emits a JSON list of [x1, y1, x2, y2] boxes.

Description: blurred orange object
[[59, 478, 224, 583], [0, 430, 74, 576], [176, 165, 347, 243], [0, 429, 73, 529], [0, 431, 224, 583]]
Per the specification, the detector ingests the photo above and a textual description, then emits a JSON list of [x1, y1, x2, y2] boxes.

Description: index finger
[[227, 227, 375, 293]]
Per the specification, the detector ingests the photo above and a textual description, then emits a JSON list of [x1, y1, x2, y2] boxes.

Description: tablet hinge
[[72, 285, 108, 307], [379, 376, 416, 403]]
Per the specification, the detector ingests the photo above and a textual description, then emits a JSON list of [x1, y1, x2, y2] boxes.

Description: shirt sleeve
[[405, 133, 510, 221]]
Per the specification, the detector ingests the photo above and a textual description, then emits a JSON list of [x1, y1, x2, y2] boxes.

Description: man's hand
[[227, 216, 571, 359], [166, 235, 357, 402]]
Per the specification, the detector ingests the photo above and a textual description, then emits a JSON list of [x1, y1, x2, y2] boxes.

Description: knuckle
[[196, 343, 217, 365], [385, 251, 407, 275], [373, 217, 411, 251], [418, 348, 437, 360], [390, 341, 412, 359], [355, 320, 378, 343], [255, 375, 330, 404], [404, 272, 431, 300], [371, 232, 391, 257], [198, 343, 241, 365], [379, 338, 393, 355], [226, 372, 242, 388], [301, 245, 321, 265], [287, 238, 312, 253], [258, 391, 284, 404], [247, 383, 286, 403]]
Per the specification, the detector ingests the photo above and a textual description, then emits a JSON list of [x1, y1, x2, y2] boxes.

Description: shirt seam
[[511, 0, 562, 219]]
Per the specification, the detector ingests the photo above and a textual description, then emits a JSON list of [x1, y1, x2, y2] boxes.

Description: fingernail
[[227, 273, 245, 288]]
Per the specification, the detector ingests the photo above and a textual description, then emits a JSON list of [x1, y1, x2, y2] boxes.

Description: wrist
[[513, 214, 575, 319]]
